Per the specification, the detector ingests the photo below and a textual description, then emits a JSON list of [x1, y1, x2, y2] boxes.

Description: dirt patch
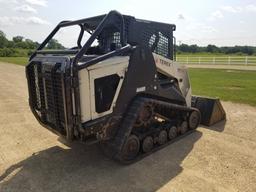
[[226, 70, 242, 73], [224, 85, 244, 90], [0, 62, 256, 192]]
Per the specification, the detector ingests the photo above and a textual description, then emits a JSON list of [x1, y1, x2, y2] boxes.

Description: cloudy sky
[[0, 0, 255, 47]]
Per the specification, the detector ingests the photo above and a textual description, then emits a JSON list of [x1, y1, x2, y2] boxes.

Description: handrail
[[36, 49, 80, 55], [77, 44, 133, 70]]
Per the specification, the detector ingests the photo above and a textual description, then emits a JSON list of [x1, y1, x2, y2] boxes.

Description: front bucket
[[191, 96, 226, 126]]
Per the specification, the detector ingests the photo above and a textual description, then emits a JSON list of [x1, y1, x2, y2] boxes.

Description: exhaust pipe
[[192, 96, 226, 126]]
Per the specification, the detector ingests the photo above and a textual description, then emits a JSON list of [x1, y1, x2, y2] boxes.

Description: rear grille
[[27, 61, 66, 135]]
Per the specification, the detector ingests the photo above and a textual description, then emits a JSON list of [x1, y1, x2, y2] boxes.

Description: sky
[[0, 0, 256, 47]]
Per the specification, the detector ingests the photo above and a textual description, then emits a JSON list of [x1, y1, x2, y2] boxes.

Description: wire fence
[[176, 56, 256, 66]]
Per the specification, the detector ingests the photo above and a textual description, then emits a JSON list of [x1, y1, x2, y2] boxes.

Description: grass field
[[0, 57, 255, 106], [0, 57, 28, 66], [189, 68, 256, 106]]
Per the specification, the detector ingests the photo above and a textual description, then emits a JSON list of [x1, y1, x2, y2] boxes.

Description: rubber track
[[114, 97, 200, 164]]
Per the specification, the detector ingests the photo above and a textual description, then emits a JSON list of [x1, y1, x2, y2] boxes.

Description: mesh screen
[[27, 62, 66, 134], [148, 31, 170, 58], [99, 28, 122, 53]]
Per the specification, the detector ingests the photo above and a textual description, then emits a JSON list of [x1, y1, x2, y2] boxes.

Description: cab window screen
[[94, 74, 120, 113], [149, 32, 170, 58]]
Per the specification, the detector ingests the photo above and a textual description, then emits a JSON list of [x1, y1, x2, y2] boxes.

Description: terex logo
[[160, 59, 171, 67], [154, 57, 172, 67]]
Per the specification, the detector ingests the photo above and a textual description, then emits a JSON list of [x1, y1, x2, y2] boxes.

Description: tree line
[[176, 44, 256, 55], [0, 30, 65, 57]]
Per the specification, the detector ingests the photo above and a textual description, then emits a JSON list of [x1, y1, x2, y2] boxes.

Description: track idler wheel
[[134, 103, 154, 127], [168, 126, 178, 140], [180, 121, 188, 134], [119, 135, 140, 161], [188, 110, 201, 129], [142, 136, 154, 153], [158, 130, 168, 145]]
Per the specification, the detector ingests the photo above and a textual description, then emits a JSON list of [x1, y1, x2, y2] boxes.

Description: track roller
[[168, 126, 178, 140], [180, 121, 188, 134], [142, 136, 154, 153], [188, 110, 201, 129], [119, 135, 140, 161], [158, 130, 168, 145]]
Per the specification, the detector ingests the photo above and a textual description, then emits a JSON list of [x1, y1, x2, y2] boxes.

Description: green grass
[[189, 68, 256, 106], [0, 57, 28, 66]]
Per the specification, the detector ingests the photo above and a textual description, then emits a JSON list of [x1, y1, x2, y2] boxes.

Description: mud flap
[[191, 96, 226, 126]]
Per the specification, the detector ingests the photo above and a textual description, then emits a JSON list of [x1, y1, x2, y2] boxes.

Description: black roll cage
[[30, 10, 130, 67], [30, 10, 177, 67]]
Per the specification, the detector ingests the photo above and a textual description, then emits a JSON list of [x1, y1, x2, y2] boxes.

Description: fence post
[[186, 57, 188, 65], [212, 57, 215, 65], [245, 56, 248, 65], [228, 57, 231, 65]]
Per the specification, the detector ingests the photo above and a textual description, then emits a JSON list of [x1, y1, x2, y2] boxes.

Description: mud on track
[[0, 62, 256, 192]]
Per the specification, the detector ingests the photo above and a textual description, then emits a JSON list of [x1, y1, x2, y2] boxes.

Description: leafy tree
[[242, 46, 253, 55], [16, 41, 29, 49], [25, 39, 38, 49], [189, 44, 199, 53], [6, 41, 15, 48], [12, 36, 24, 43], [46, 39, 65, 49], [177, 44, 199, 53], [0, 48, 16, 57], [178, 44, 190, 52], [206, 44, 219, 53], [0, 30, 8, 48]]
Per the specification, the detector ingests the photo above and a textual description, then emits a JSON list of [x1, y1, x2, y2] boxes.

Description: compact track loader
[[26, 11, 226, 163]]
